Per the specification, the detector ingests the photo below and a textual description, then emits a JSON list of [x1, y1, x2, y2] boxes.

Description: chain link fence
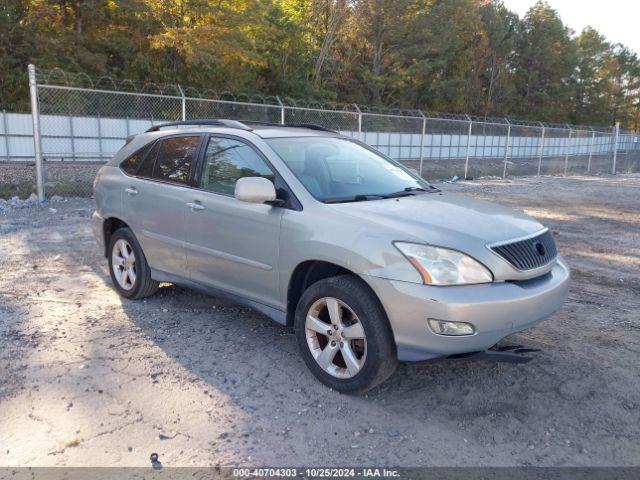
[[1, 65, 638, 199]]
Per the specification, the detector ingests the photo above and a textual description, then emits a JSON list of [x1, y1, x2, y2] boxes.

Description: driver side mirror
[[234, 177, 283, 207]]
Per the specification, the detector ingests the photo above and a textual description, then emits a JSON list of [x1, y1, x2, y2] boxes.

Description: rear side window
[[152, 136, 201, 185], [200, 137, 274, 195], [138, 141, 160, 178], [119, 144, 151, 175]]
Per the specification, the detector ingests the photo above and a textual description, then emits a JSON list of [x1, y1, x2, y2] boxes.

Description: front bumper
[[363, 258, 570, 362]]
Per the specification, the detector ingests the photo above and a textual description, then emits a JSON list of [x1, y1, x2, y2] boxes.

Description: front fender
[[278, 209, 423, 307], [350, 232, 423, 284]]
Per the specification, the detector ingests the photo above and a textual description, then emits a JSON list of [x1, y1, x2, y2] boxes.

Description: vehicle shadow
[[100, 256, 558, 405]]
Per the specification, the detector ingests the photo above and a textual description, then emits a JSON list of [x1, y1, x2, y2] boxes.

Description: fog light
[[428, 319, 475, 336]]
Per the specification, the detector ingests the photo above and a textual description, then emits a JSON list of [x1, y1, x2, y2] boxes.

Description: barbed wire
[[33, 66, 631, 133]]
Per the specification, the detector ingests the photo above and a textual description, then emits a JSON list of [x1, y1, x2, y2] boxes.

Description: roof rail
[[287, 123, 338, 133], [244, 121, 337, 133], [145, 119, 252, 133]]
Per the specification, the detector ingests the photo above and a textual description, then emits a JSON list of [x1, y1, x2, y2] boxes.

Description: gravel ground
[[0, 175, 639, 467]]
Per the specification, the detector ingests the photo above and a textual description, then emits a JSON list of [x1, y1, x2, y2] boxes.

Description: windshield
[[265, 137, 432, 202]]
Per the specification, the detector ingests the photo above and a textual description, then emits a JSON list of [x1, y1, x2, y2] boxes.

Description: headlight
[[394, 242, 493, 285]]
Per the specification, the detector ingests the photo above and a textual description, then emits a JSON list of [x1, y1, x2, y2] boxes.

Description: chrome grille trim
[[488, 229, 557, 271]]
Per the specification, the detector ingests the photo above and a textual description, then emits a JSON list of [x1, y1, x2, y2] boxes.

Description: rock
[[49, 208, 57, 213], [50, 195, 64, 202], [27, 193, 38, 203]]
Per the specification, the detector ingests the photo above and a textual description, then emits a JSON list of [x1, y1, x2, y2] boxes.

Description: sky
[[502, 0, 640, 54]]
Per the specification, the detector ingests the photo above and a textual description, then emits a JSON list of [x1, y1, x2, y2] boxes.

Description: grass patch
[[0, 184, 34, 199], [0, 182, 93, 199]]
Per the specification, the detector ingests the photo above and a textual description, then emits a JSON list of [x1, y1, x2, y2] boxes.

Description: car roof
[[249, 125, 339, 138], [107, 121, 342, 166], [142, 120, 340, 139]]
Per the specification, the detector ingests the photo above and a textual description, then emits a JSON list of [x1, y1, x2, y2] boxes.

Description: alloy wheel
[[112, 239, 137, 290], [305, 297, 367, 378]]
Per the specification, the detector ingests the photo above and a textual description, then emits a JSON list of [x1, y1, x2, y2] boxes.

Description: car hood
[[324, 192, 555, 282], [328, 192, 543, 246]]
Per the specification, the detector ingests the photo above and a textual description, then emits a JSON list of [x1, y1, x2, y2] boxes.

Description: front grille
[[490, 229, 557, 271]]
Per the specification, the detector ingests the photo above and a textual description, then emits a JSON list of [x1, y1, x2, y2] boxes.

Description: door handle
[[186, 201, 205, 211], [124, 187, 138, 196]]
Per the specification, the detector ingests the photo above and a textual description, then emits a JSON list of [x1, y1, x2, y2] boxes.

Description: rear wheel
[[108, 227, 159, 299], [295, 275, 397, 394]]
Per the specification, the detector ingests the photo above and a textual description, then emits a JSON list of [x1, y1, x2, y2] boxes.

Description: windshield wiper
[[323, 194, 385, 204], [406, 186, 441, 193], [381, 187, 431, 198], [323, 186, 439, 203]]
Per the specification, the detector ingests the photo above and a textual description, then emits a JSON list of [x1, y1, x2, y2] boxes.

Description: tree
[[309, 0, 348, 88], [602, 45, 640, 127], [478, 0, 519, 116], [1, 0, 639, 129], [514, 1, 577, 122], [572, 27, 610, 125], [388, 0, 488, 112], [254, 1, 317, 97], [0, 0, 34, 108]]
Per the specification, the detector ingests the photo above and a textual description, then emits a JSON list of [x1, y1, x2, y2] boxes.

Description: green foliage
[[513, 1, 577, 122], [1, 0, 639, 128]]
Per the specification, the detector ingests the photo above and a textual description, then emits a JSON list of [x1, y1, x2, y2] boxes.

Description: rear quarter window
[[138, 141, 160, 178], [119, 144, 151, 176]]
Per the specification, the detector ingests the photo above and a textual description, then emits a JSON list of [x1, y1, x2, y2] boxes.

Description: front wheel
[[294, 275, 398, 394]]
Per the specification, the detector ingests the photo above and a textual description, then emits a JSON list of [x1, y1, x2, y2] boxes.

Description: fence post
[[611, 122, 620, 174], [177, 85, 186, 121], [2, 110, 10, 161], [502, 120, 511, 179], [276, 96, 285, 125], [587, 129, 595, 173], [354, 104, 363, 142], [563, 128, 572, 176], [28, 64, 45, 201], [68, 115, 76, 161], [537, 124, 545, 177], [464, 117, 472, 179], [97, 113, 103, 161], [418, 110, 427, 178]]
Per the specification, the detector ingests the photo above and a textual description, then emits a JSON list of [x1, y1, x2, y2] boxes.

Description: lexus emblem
[[535, 242, 546, 256]]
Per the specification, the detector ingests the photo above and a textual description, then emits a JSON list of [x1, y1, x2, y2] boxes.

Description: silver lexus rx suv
[[92, 119, 570, 393]]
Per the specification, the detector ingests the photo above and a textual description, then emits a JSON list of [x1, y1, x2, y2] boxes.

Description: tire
[[294, 275, 398, 394], [107, 227, 159, 300]]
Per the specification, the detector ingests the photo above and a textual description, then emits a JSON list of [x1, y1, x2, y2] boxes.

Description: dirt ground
[[0, 175, 639, 467]]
